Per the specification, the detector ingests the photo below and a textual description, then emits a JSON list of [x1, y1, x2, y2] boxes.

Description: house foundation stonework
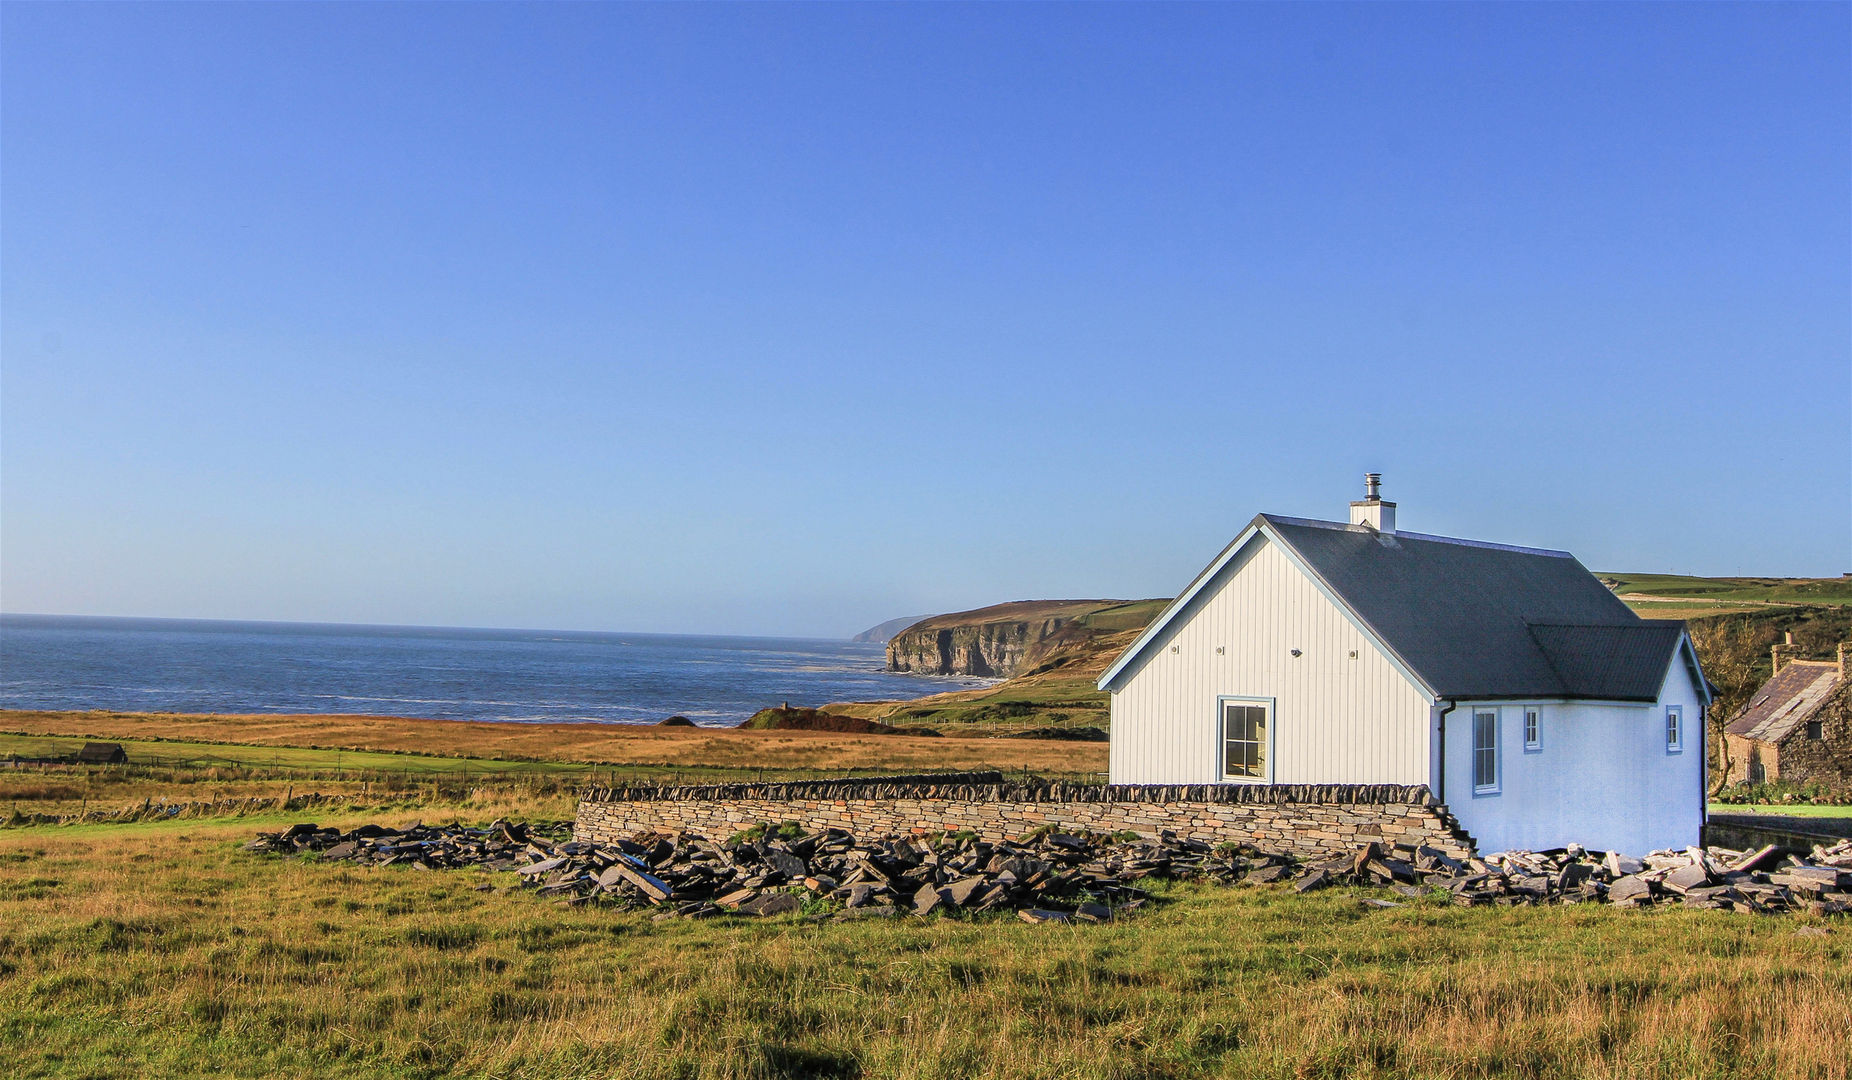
[[572, 774, 1475, 860]]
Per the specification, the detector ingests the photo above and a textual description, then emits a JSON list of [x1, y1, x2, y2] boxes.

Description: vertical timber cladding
[[574, 776, 1475, 860]]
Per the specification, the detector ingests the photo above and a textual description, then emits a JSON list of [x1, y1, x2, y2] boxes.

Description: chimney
[[1349, 472, 1397, 533], [1772, 635, 1793, 675]]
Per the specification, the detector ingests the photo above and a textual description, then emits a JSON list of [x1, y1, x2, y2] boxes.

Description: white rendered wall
[[1107, 535, 1432, 786], [1442, 657, 1706, 856]]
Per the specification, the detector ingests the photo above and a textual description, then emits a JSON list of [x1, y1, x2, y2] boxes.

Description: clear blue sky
[[3, 3, 1847, 638]]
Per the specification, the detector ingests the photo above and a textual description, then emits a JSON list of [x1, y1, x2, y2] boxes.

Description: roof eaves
[[1675, 627, 1712, 706]]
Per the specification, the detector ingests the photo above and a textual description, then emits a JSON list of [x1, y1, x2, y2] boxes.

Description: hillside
[[850, 615, 932, 643], [885, 599, 1167, 678], [1598, 572, 1852, 620], [830, 599, 1167, 735]]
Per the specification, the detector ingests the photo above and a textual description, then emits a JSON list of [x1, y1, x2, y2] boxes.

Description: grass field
[[2, 798, 1848, 1080], [0, 710, 1106, 778], [1603, 572, 1852, 620], [2, 714, 1849, 1078]]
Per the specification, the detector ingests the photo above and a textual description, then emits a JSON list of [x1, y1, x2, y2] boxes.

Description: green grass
[[0, 732, 944, 791], [0, 734, 979, 823], [1063, 598, 1171, 632], [1602, 572, 1852, 608], [1710, 804, 1852, 820], [0, 732, 597, 778], [0, 803, 1845, 1079]]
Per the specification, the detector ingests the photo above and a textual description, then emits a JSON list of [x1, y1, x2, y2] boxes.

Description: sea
[[0, 614, 993, 727]]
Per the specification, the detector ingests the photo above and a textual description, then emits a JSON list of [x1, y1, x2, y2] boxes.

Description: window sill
[[1472, 786, 1501, 798]]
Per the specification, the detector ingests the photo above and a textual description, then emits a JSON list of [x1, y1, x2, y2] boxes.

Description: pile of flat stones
[[248, 821, 1850, 921], [246, 819, 575, 868], [249, 819, 1288, 923], [1289, 838, 1852, 916]]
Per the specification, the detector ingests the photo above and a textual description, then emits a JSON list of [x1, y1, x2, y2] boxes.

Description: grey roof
[[1102, 513, 1697, 703], [1725, 661, 1840, 743], [1525, 623, 1693, 702]]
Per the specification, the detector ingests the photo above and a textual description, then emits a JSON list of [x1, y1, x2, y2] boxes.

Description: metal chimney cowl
[[1349, 472, 1397, 533]]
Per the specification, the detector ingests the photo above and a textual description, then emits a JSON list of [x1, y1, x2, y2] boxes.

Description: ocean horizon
[[0, 613, 994, 727]]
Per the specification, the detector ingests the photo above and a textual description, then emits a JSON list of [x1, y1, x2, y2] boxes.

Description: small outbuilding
[[1722, 644, 1849, 792], [1099, 476, 1710, 855], [74, 742, 128, 765]]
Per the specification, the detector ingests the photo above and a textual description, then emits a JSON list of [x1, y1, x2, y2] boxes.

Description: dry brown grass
[[0, 709, 1105, 776]]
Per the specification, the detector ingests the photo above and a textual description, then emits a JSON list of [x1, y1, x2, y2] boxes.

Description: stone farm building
[[1098, 476, 1711, 856], [1723, 645, 1850, 793]]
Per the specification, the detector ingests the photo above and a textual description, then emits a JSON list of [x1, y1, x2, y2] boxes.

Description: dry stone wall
[[575, 774, 1475, 859]]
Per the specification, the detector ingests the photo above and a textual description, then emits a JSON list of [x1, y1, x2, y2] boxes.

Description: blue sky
[[3, 3, 1847, 638]]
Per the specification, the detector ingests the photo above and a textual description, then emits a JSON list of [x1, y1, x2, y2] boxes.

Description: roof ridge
[[1525, 620, 1671, 629], [1257, 513, 1574, 558], [1522, 624, 1576, 698]]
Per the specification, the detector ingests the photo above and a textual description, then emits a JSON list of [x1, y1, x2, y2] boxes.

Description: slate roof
[[74, 742, 126, 764], [1725, 661, 1841, 744], [1101, 514, 1700, 703]]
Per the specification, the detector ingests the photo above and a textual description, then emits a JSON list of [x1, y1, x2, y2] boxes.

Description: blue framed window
[[1472, 709, 1500, 794], [1665, 706, 1683, 753]]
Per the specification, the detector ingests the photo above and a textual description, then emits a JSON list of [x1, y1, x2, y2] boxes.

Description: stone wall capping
[[581, 773, 1436, 808], [576, 772, 1475, 860]]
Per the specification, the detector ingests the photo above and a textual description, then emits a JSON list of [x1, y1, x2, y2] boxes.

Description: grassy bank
[[1709, 803, 1852, 820], [1, 802, 1846, 1080]]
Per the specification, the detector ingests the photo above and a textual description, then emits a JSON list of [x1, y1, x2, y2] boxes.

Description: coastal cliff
[[885, 600, 1163, 678]]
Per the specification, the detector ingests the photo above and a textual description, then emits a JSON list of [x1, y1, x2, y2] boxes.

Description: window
[[1472, 709, 1499, 793], [1221, 700, 1269, 781], [1665, 706, 1683, 752], [1807, 720, 1823, 740], [1523, 707, 1541, 751]]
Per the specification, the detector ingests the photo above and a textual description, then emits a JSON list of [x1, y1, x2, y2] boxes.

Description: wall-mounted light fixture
[[1290, 648, 1303, 657]]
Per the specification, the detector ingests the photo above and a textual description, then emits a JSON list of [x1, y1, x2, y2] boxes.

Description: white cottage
[[1098, 477, 1710, 855]]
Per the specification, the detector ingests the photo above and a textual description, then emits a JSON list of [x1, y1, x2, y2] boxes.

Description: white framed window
[[1219, 697, 1271, 782], [1523, 707, 1541, 752], [1665, 706, 1683, 753], [1472, 709, 1500, 794]]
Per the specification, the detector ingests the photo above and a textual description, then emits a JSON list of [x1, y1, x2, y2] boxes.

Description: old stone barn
[[1723, 646, 1850, 792]]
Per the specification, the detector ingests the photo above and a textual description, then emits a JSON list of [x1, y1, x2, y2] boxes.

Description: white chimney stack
[[1350, 472, 1396, 533]]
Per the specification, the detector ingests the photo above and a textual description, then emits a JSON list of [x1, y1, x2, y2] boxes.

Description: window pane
[[1473, 711, 1496, 788], [1223, 703, 1267, 779]]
